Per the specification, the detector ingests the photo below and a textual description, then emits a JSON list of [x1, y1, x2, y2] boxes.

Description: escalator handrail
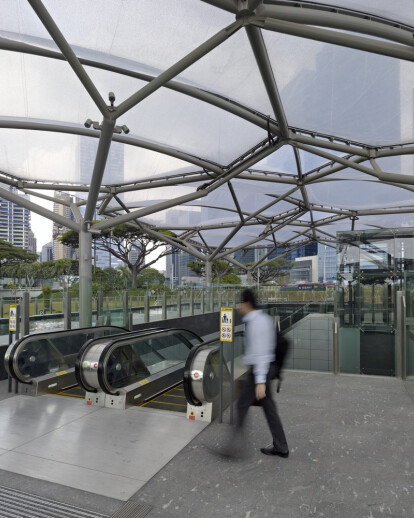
[[94, 328, 202, 395], [183, 331, 244, 407], [75, 327, 166, 392], [5, 325, 128, 384]]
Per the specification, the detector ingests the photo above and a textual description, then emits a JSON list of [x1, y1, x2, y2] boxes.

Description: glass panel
[[263, 31, 413, 145], [43, 0, 234, 71], [104, 330, 194, 390], [334, 229, 414, 377], [15, 326, 125, 380], [305, 0, 414, 27], [121, 87, 265, 164]]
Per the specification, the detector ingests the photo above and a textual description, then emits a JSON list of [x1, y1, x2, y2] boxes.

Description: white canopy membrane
[[0, 0, 413, 270]]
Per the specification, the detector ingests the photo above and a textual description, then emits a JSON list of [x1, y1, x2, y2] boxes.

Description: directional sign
[[220, 307, 233, 342], [9, 305, 17, 332]]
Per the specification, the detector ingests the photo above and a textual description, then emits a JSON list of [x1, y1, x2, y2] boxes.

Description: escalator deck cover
[[0, 485, 109, 518]]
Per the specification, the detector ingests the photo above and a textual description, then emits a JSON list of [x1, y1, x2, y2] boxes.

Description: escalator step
[[56, 386, 85, 398], [139, 383, 187, 413]]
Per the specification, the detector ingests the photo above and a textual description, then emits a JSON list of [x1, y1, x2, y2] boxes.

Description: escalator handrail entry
[[75, 327, 172, 392], [6, 325, 128, 383], [183, 331, 244, 407], [76, 327, 202, 393], [95, 328, 201, 395]]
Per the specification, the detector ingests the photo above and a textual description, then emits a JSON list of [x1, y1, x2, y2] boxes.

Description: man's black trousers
[[236, 367, 288, 453]]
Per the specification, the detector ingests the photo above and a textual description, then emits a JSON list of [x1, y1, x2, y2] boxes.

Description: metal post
[[122, 290, 129, 328], [15, 304, 20, 341], [219, 340, 223, 424], [205, 260, 212, 312], [1, 301, 3, 318], [49, 297, 52, 314], [210, 288, 214, 313], [22, 292, 30, 336], [79, 226, 93, 327], [190, 288, 194, 316], [333, 316, 340, 374], [177, 291, 182, 318], [201, 290, 205, 314], [396, 292, 406, 379], [162, 291, 167, 320], [64, 289, 72, 330], [34, 297, 38, 315], [230, 334, 234, 425], [218, 290, 222, 311], [144, 292, 149, 323], [98, 290, 103, 318]]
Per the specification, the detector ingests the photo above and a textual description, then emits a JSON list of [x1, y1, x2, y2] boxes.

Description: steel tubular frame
[[0, 0, 413, 278]]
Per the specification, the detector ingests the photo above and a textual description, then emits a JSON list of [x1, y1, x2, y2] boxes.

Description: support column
[[205, 260, 212, 312], [22, 292, 30, 336], [79, 226, 92, 328], [63, 288, 72, 330]]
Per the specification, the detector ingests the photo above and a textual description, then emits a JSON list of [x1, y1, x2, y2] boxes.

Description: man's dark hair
[[241, 289, 258, 309]]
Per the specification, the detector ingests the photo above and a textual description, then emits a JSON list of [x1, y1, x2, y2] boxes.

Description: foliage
[[59, 224, 176, 287], [187, 260, 234, 284], [41, 285, 51, 299], [40, 259, 79, 287], [246, 257, 294, 284], [136, 268, 165, 289], [0, 239, 38, 265], [220, 273, 241, 285]]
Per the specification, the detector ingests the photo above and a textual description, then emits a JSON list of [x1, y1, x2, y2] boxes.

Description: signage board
[[220, 307, 233, 342], [9, 305, 17, 332]]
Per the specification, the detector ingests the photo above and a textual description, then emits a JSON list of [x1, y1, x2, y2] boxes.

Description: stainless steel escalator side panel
[[79, 342, 110, 393]]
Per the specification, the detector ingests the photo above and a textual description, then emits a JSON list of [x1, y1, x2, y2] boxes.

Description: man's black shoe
[[260, 446, 289, 458]]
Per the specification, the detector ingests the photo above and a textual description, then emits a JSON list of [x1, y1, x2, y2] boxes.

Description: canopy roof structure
[[1, 0, 414, 273]]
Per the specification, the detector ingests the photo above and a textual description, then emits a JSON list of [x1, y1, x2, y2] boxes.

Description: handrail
[[84, 328, 202, 395], [5, 326, 128, 384], [183, 330, 244, 406]]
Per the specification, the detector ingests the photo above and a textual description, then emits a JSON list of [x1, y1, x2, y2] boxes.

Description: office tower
[[41, 242, 53, 262], [52, 191, 75, 260], [0, 184, 32, 250], [27, 230, 37, 254], [166, 249, 198, 287]]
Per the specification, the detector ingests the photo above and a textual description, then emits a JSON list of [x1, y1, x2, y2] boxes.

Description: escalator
[[183, 331, 245, 415], [76, 328, 203, 410], [4, 326, 128, 396]]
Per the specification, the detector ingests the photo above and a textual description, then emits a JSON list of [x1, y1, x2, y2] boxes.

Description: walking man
[[236, 289, 289, 457]]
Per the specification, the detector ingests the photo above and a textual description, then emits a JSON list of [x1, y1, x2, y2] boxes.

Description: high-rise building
[[52, 191, 75, 260], [79, 137, 124, 187], [41, 241, 53, 262], [27, 230, 37, 255], [318, 243, 337, 283], [166, 249, 198, 287], [0, 184, 32, 250]]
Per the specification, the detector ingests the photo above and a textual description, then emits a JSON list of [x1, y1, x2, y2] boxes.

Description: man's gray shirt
[[242, 309, 275, 384]]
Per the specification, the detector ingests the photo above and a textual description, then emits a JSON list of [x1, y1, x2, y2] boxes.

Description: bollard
[[162, 291, 167, 320], [64, 289, 72, 330], [190, 289, 194, 316], [144, 292, 149, 323], [177, 292, 182, 318], [22, 292, 30, 336]]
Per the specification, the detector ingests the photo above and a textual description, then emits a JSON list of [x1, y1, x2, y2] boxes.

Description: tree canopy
[[246, 257, 294, 284], [59, 224, 175, 287], [187, 259, 234, 284]]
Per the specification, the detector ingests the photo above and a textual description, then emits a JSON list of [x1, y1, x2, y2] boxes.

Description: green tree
[[246, 258, 294, 285], [220, 272, 241, 285], [39, 259, 79, 287], [136, 268, 165, 289], [59, 225, 176, 287], [187, 260, 234, 284], [0, 240, 38, 284]]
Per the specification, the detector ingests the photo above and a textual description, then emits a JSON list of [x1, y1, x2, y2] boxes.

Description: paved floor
[[0, 373, 412, 517], [134, 372, 414, 518]]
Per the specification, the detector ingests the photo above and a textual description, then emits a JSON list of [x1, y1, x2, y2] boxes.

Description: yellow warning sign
[[9, 305, 17, 332], [220, 307, 233, 342]]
